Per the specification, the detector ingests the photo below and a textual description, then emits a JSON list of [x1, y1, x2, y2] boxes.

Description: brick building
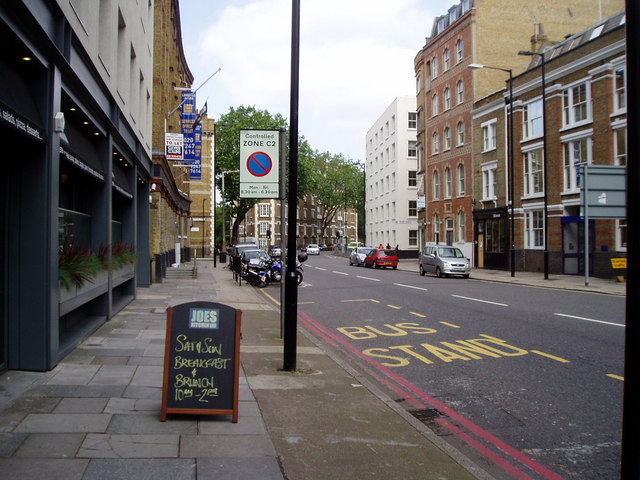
[[150, 0, 194, 277], [414, 0, 624, 262], [243, 199, 357, 251], [472, 11, 627, 277]]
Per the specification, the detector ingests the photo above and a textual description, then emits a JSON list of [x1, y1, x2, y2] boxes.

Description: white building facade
[[365, 97, 420, 251]]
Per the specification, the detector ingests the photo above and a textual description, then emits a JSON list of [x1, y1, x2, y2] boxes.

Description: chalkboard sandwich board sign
[[160, 301, 242, 422]]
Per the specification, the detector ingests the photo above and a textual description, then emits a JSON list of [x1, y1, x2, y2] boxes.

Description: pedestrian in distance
[[386, 243, 391, 249]]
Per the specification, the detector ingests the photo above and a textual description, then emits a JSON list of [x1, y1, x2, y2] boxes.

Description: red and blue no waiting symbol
[[246, 151, 273, 177]]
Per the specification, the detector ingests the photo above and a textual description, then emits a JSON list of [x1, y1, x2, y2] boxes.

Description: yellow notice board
[[610, 258, 627, 269]]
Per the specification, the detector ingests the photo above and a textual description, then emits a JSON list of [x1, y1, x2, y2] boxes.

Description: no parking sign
[[239, 129, 280, 198]]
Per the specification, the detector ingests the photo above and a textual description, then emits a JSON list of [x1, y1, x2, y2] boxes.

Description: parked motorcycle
[[267, 252, 307, 285], [244, 259, 269, 288]]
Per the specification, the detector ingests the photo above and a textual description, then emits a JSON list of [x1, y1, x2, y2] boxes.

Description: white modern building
[[365, 97, 420, 251]]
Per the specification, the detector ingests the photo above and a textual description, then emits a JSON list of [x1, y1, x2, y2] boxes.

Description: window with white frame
[[432, 93, 439, 116], [408, 140, 417, 158], [457, 79, 464, 104], [614, 67, 626, 111], [617, 219, 627, 251], [408, 200, 417, 217], [444, 127, 451, 150], [432, 132, 439, 154], [408, 170, 417, 187], [259, 221, 269, 235], [523, 148, 544, 197], [432, 170, 440, 199], [458, 210, 466, 241], [482, 162, 497, 200], [523, 99, 543, 138], [432, 56, 439, 78], [456, 121, 465, 145], [415, 73, 421, 94], [408, 112, 417, 129], [614, 127, 627, 165], [456, 39, 463, 63], [562, 82, 590, 126], [444, 87, 451, 110], [457, 164, 465, 196], [482, 120, 497, 151], [525, 209, 544, 248], [409, 229, 418, 246], [443, 48, 450, 71], [444, 167, 452, 198], [259, 203, 270, 217], [563, 136, 591, 192], [432, 213, 440, 241]]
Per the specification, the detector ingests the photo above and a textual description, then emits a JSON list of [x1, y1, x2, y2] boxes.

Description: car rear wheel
[[419, 265, 425, 276]]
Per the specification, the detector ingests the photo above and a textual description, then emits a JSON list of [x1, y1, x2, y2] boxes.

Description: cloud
[[184, 0, 437, 160]]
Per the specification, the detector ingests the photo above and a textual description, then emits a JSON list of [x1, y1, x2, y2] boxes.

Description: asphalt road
[[281, 253, 625, 480]]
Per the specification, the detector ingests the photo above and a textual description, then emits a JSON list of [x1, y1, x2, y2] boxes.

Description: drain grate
[[409, 408, 448, 421]]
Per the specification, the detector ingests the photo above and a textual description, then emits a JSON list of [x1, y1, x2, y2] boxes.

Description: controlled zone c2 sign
[[239, 129, 279, 198]]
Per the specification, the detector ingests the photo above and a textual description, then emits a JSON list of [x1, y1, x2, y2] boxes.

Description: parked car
[[268, 245, 282, 258], [419, 244, 470, 278], [364, 248, 398, 269], [306, 244, 320, 255], [232, 242, 258, 257], [240, 249, 271, 265], [349, 246, 373, 266], [347, 241, 363, 251], [326, 244, 334, 251], [319, 243, 328, 251]]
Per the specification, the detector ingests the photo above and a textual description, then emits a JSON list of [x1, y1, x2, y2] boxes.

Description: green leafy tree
[[309, 152, 364, 242], [215, 106, 288, 243]]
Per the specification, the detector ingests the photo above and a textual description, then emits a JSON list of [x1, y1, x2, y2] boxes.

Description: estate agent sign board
[[160, 301, 242, 422]]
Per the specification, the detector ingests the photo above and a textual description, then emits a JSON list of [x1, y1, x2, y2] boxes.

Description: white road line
[[315, 267, 327, 271], [393, 283, 428, 291], [357, 276, 381, 281], [332, 271, 349, 276], [554, 312, 624, 327], [451, 294, 508, 307]]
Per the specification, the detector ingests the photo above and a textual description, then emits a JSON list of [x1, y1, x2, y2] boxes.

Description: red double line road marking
[[297, 310, 565, 480]]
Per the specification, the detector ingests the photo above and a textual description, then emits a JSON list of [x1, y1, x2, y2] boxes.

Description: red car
[[364, 248, 398, 269]]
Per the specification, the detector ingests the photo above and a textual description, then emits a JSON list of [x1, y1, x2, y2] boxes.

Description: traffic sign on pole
[[239, 130, 280, 198]]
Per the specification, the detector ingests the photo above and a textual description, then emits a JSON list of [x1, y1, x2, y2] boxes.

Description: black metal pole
[[508, 70, 515, 277], [540, 54, 549, 280], [283, 0, 300, 372], [621, 1, 639, 477], [213, 125, 217, 267], [203, 197, 207, 262]]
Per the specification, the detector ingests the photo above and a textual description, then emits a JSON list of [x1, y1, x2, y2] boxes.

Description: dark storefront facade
[[473, 207, 509, 271], [1, 2, 151, 372]]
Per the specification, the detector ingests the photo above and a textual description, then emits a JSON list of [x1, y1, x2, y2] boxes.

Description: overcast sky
[[178, 0, 440, 162]]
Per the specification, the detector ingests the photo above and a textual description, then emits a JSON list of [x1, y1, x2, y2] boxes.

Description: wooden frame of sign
[[160, 301, 242, 422]]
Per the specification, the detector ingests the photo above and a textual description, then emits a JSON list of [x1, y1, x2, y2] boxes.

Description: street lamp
[[469, 63, 515, 277], [202, 197, 207, 260], [518, 50, 549, 280], [213, 122, 234, 267], [219, 169, 240, 254]]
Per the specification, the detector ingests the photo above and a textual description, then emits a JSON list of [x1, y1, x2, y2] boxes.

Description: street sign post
[[239, 129, 280, 198]]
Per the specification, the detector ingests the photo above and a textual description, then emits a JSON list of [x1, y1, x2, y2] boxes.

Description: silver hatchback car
[[419, 245, 470, 278], [349, 246, 373, 266]]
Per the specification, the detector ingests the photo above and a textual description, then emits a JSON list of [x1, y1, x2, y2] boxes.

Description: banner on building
[[181, 91, 202, 180]]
